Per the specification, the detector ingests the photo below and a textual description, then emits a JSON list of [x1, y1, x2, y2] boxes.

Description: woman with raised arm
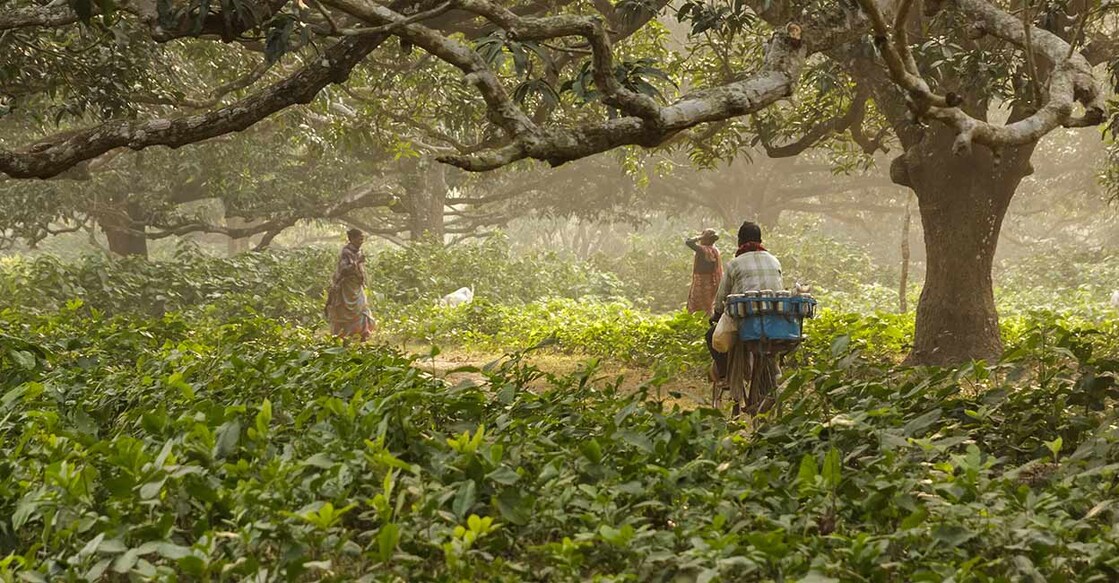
[[685, 228, 723, 317]]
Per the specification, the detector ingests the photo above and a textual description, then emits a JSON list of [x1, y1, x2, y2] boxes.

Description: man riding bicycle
[[706, 221, 784, 415]]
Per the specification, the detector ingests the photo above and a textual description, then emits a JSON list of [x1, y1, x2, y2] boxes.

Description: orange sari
[[687, 244, 722, 317]]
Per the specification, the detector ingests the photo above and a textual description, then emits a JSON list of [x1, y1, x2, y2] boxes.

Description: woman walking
[[325, 228, 376, 341]]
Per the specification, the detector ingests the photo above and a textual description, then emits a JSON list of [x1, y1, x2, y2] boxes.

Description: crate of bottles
[[725, 291, 817, 342]]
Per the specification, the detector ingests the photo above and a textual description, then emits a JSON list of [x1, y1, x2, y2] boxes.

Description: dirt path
[[408, 346, 710, 410]]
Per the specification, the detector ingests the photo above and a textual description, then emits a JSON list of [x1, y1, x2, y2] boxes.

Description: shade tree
[[1, 0, 1116, 364]]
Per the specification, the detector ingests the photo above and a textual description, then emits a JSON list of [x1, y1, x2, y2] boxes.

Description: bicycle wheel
[[747, 354, 779, 415]]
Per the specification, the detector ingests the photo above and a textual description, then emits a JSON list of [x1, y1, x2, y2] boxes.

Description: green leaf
[[1, 384, 33, 409], [900, 508, 928, 530], [16, 571, 47, 583], [213, 419, 242, 459], [178, 555, 206, 576], [822, 447, 841, 488], [796, 453, 818, 494], [139, 480, 164, 500], [618, 430, 654, 453], [84, 559, 111, 581], [80, 533, 106, 557], [112, 548, 140, 573], [579, 438, 603, 463], [1045, 436, 1063, 460], [902, 409, 941, 437], [302, 453, 334, 469], [254, 398, 272, 437], [932, 524, 975, 546], [598, 523, 635, 546], [453, 480, 477, 519], [9, 350, 35, 370], [495, 489, 531, 525], [1011, 555, 1043, 581], [377, 523, 399, 562], [264, 17, 295, 64], [486, 467, 521, 485], [141, 408, 167, 434], [98, 538, 127, 554], [166, 372, 194, 399], [12, 497, 39, 530], [511, 43, 529, 77]]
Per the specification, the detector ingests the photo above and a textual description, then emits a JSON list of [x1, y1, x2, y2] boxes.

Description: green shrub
[[365, 237, 624, 305], [996, 246, 1119, 315], [3, 307, 1119, 580]]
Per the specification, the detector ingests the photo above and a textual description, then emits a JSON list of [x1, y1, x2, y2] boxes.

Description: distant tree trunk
[[755, 206, 783, 229], [892, 128, 1034, 365], [403, 158, 447, 243], [226, 215, 251, 255], [99, 199, 148, 258], [408, 189, 445, 242], [898, 194, 912, 314], [706, 160, 771, 230], [574, 221, 601, 258]]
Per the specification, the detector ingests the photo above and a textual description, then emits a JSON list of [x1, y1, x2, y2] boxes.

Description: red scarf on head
[[736, 241, 767, 256]]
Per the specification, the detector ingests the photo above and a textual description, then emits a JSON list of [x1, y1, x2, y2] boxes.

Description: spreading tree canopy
[[2, 0, 1116, 364]]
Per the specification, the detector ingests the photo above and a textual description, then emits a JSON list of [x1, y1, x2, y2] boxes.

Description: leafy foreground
[[3, 309, 1119, 582]]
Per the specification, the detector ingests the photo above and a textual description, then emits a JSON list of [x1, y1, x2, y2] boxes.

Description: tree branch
[[860, 0, 1106, 154], [145, 188, 397, 239], [0, 2, 81, 30], [337, 1, 453, 36], [757, 90, 869, 158], [0, 35, 387, 179], [323, 0, 538, 140], [320, 0, 864, 172], [132, 57, 278, 110], [452, 0, 662, 121]]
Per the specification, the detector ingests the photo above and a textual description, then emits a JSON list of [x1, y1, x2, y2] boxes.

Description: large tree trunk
[[892, 129, 1035, 365], [99, 200, 149, 258], [898, 194, 912, 314]]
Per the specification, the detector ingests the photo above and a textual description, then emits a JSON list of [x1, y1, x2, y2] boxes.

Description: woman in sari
[[325, 228, 375, 340], [685, 228, 723, 317]]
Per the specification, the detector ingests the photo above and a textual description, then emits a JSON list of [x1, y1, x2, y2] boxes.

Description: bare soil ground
[[406, 345, 711, 410]]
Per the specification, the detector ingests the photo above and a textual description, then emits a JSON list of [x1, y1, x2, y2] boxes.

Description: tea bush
[[591, 227, 903, 314], [0, 248, 331, 325], [383, 298, 710, 373], [995, 246, 1119, 316], [365, 238, 624, 305], [0, 240, 624, 320], [3, 303, 1119, 580]]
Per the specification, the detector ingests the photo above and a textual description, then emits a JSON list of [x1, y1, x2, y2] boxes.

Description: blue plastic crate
[[726, 295, 817, 342]]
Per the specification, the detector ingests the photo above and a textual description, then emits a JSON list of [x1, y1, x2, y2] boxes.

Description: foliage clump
[[2, 301, 1119, 580]]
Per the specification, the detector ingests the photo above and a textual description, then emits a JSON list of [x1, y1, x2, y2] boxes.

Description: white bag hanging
[[712, 312, 737, 354]]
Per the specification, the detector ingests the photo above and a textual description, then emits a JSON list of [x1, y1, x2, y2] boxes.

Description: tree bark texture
[[403, 158, 447, 243], [100, 200, 149, 257], [899, 194, 911, 314], [225, 215, 252, 255], [893, 127, 1035, 365]]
